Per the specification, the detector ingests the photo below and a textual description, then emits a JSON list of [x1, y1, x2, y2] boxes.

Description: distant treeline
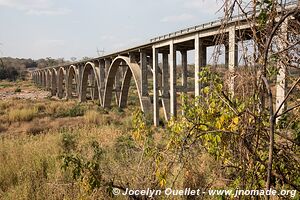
[[0, 57, 65, 81]]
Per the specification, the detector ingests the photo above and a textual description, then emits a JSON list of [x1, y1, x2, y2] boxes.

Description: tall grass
[[7, 107, 38, 122], [84, 110, 101, 124], [0, 124, 124, 199]]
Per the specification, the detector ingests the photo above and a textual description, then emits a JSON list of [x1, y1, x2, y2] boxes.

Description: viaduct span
[[31, 2, 298, 126]]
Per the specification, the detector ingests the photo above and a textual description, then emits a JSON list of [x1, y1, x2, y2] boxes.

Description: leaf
[[203, 86, 210, 94], [232, 117, 239, 125]]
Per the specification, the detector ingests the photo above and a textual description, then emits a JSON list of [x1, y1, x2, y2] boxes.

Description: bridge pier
[[140, 50, 148, 97], [169, 41, 177, 118], [50, 69, 57, 96], [161, 52, 170, 121], [194, 34, 207, 97], [181, 49, 188, 115], [153, 47, 159, 126]]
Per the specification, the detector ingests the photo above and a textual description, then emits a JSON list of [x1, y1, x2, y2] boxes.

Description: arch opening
[[46, 70, 51, 90], [103, 56, 152, 113], [42, 71, 47, 87], [50, 69, 57, 96], [67, 66, 78, 99], [80, 63, 100, 102], [57, 68, 66, 99]]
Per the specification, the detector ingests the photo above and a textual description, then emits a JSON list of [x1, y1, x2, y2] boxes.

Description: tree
[[165, 0, 300, 197]]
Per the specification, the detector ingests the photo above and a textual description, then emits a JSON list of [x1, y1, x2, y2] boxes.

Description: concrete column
[[66, 70, 71, 100], [39, 73, 41, 85], [98, 60, 105, 105], [42, 73, 44, 86], [162, 52, 169, 97], [181, 50, 188, 115], [129, 53, 137, 63], [41, 72, 44, 87], [104, 58, 111, 79], [51, 71, 57, 96], [114, 63, 122, 104], [57, 76, 63, 99], [153, 47, 159, 126], [225, 44, 229, 67], [90, 72, 96, 100], [169, 41, 177, 117], [48, 72, 51, 90], [140, 51, 148, 96], [162, 52, 170, 121], [181, 50, 188, 94], [99, 60, 105, 90], [78, 65, 83, 101], [228, 26, 238, 95], [194, 34, 207, 97], [93, 77, 99, 100], [275, 20, 288, 115], [45, 72, 49, 89]]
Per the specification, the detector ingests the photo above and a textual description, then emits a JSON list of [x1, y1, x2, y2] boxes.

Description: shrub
[[8, 107, 38, 122], [35, 103, 46, 112], [60, 130, 77, 153], [26, 125, 47, 135], [45, 101, 64, 116], [68, 104, 84, 117], [0, 66, 19, 81], [54, 104, 84, 118]]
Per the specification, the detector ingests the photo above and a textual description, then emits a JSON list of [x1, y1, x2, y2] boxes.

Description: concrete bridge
[[31, 1, 298, 126]]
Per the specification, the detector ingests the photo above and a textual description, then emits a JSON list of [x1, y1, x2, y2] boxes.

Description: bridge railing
[[150, 0, 298, 43]]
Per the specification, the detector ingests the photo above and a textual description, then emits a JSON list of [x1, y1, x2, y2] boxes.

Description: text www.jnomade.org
[[112, 187, 297, 198]]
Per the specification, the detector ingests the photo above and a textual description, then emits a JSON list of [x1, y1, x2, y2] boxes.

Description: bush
[[8, 107, 38, 122], [55, 104, 84, 118], [26, 125, 47, 135], [0, 67, 19, 81], [68, 104, 84, 117], [60, 130, 77, 153]]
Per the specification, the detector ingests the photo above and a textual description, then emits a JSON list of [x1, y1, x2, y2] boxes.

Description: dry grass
[[45, 101, 77, 116], [0, 80, 139, 199], [7, 107, 38, 122], [0, 123, 124, 199], [0, 80, 223, 200], [0, 101, 11, 111], [84, 110, 101, 124]]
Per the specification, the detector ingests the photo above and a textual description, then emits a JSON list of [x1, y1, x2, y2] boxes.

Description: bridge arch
[[41, 71, 47, 87], [49, 68, 57, 96], [103, 56, 151, 113], [32, 72, 36, 83], [46, 69, 52, 90], [57, 67, 67, 99], [67, 65, 79, 99], [79, 62, 100, 103], [37, 72, 41, 85], [33, 72, 36, 83]]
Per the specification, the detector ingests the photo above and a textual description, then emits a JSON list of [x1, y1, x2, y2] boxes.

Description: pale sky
[[0, 0, 223, 60]]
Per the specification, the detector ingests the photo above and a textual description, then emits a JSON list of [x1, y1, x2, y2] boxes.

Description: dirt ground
[[0, 80, 50, 100]]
